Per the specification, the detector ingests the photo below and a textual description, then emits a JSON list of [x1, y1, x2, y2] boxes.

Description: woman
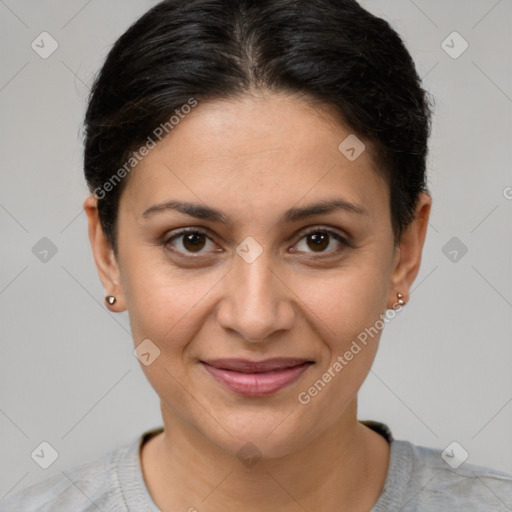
[[2, 0, 511, 510]]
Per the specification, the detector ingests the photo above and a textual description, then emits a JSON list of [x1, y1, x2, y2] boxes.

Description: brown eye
[[164, 229, 218, 257], [181, 232, 207, 252], [306, 232, 330, 252], [293, 229, 351, 256]]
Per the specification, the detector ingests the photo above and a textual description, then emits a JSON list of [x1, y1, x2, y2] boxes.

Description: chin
[[196, 405, 320, 461]]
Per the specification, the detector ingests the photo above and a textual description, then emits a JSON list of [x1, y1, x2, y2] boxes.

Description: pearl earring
[[105, 295, 116, 305]]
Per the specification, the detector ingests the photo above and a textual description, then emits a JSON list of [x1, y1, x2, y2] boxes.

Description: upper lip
[[201, 358, 314, 373]]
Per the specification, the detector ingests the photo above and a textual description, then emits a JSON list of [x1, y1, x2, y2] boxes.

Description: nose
[[216, 248, 295, 343]]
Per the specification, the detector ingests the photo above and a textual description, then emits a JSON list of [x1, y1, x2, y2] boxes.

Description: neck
[[141, 399, 390, 512]]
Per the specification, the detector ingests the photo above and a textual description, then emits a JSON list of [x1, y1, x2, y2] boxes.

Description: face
[[87, 91, 430, 459]]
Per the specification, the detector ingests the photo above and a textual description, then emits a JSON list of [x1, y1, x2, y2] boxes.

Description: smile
[[200, 358, 315, 397]]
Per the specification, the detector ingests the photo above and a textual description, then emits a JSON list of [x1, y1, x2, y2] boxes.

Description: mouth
[[199, 358, 315, 397]]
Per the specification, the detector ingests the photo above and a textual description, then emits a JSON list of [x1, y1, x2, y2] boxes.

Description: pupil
[[308, 232, 328, 251], [184, 233, 205, 251]]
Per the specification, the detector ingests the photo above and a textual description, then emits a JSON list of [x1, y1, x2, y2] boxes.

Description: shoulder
[[0, 429, 160, 512], [0, 446, 125, 512], [386, 439, 512, 511]]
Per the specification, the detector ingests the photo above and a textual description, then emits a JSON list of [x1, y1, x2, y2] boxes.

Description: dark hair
[[83, 0, 432, 255]]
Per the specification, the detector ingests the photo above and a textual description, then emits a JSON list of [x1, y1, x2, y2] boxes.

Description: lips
[[200, 358, 314, 396], [203, 358, 312, 373]]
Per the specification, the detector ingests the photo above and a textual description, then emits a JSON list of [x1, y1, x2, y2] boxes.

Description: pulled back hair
[[83, 0, 432, 254]]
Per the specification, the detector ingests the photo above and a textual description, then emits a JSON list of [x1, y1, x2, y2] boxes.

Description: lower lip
[[200, 362, 312, 397]]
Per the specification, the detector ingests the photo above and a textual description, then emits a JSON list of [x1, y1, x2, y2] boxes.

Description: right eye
[[163, 228, 221, 258]]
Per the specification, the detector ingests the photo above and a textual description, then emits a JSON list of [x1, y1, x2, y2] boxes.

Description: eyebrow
[[141, 198, 368, 225]]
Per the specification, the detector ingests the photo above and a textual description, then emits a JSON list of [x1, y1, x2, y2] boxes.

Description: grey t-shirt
[[1, 421, 511, 511]]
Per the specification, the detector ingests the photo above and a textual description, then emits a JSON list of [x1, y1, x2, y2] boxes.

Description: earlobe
[[388, 192, 432, 308], [83, 194, 126, 312]]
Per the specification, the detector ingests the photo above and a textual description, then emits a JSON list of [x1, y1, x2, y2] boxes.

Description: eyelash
[[162, 226, 353, 260]]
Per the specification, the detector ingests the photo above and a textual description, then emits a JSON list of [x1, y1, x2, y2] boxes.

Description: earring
[[105, 295, 116, 305], [396, 292, 405, 307]]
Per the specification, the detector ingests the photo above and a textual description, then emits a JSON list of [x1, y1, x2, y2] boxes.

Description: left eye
[[292, 229, 351, 255]]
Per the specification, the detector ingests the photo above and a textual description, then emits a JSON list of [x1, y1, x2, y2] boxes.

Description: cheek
[[289, 258, 390, 404], [121, 254, 224, 350], [122, 261, 220, 407], [290, 260, 390, 346], [294, 283, 385, 425]]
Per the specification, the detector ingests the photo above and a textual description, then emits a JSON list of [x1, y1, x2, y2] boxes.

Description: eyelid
[[295, 225, 352, 245], [163, 227, 219, 256], [289, 226, 353, 258]]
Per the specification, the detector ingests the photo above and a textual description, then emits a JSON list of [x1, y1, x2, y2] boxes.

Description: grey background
[[1, 0, 511, 499]]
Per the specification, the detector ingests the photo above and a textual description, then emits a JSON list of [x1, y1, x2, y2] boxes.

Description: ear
[[83, 194, 126, 312], [388, 191, 432, 308]]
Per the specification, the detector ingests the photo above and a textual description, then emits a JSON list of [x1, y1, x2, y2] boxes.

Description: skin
[[84, 90, 431, 512]]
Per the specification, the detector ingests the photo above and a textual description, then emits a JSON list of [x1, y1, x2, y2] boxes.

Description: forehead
[[122, 92, 389, 225]]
